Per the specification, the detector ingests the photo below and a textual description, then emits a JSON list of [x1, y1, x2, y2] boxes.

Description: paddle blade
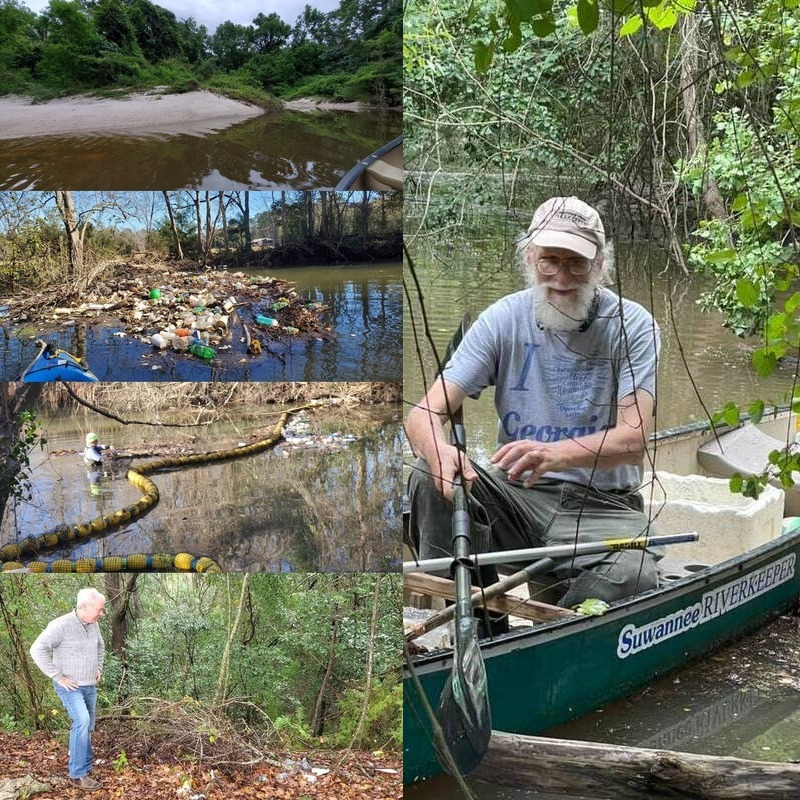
[[435, 615, 491, 775]]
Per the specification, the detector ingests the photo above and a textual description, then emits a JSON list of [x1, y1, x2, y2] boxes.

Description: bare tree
[[162, 191, 184, 259]]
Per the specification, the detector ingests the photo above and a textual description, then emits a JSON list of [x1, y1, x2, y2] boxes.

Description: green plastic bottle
[[189, 341, 215, 359], [149, 288, 161, 300]]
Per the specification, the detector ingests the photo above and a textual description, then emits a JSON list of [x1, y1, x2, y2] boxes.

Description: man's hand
[[491, 440, 558, 487], [95, 669, 102, 683], [429, 443, 477, 501], [57, 676, 79, 691]]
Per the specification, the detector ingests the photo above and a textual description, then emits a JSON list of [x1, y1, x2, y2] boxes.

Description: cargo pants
[[407, 458, 661, 609]]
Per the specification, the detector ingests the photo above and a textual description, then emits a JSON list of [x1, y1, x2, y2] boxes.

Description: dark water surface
[[1, 263, 401, 382], [1, 404, 402, 572], [0, 110, 401, 190]]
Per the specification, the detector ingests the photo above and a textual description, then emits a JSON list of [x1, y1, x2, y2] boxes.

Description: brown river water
[[0, 110, 401, 190]]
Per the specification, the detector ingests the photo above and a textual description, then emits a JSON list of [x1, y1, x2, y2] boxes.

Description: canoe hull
[[19, 349, 99, 382], [403, 523, 800, 784]]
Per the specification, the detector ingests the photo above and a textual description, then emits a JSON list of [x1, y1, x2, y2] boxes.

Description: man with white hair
[[30, 587, 106, 791], [406, 196, 662, 610]]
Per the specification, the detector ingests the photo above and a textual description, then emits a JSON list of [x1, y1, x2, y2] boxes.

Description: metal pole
[[403, 532, 699, 574]]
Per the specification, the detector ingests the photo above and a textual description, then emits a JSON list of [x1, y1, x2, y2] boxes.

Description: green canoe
[[403, 411, 800, 784]]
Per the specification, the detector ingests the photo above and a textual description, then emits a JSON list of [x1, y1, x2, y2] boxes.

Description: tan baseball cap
[[525, 196, 605, 259]]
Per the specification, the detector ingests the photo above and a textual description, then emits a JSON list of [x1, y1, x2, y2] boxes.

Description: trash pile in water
[[276, 414, 358, 453], [4, 270, 329, 361]]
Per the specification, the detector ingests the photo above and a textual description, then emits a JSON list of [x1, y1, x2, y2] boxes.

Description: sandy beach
[[0, 89, 264, 139]]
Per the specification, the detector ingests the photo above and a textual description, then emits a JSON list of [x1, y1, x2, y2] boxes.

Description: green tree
[[251, 11, 291, 54], [209, 20, 251, 71]]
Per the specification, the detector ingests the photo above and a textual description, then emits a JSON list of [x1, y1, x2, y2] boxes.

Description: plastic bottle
[[255, 314, 279, 327], [149, 288, 161, 300], [283, 326, 300, 334], [270, 299, 290, 312], [172, 336, 189, 352], [151, 333, 167, 349], [189, 341, 215, 359], [175, 328, 191, 338]]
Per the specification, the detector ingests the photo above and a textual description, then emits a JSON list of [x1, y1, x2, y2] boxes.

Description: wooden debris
[[472, 731, 800, 799]]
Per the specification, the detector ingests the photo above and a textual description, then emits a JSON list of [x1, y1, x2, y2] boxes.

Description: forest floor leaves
[[0, 731, 401, 800]]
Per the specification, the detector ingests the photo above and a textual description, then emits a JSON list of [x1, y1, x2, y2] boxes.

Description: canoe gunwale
[[334, 134, 403, 191], [406, 521, 800, 676]]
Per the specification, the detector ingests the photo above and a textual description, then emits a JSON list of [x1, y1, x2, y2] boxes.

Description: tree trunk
[[219, 192, 229, 252], [104, 574, 139, 661], [348, 574, 382, 749], [0, 580, 45, 727], [311, 613, 338, 737], [679, 14, 727, 222], [55, 191, 83, 282], [214, 573, 251, 707], [162, 191, 184, 259], [194, 192, 203, 259], [280, 191, 287, 246], [243, 191, 251, 251]]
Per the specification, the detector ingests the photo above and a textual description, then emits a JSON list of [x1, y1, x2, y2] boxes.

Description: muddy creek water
[[0, 110, 401, 190], [1, 404, 401, 573], [1, 263, 402, 382]]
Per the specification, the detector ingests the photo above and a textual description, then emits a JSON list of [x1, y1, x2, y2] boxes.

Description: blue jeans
[[53, 683, 97, 779]]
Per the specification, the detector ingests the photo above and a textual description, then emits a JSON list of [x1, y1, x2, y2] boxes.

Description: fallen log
[[471, 731, 800, 800]]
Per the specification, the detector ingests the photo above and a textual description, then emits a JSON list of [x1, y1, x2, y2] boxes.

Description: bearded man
[[406, 196, 662, 609]]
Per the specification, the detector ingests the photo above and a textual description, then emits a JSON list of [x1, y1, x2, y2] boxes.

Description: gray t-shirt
[[443, 286, 660, 490]]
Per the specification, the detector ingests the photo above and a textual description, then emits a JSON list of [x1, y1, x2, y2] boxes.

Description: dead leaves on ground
[[0, 731, 401, 800]]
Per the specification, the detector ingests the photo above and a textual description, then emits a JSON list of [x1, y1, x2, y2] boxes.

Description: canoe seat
[[697, 424, 800, 515], [364, 160, 403, 190]]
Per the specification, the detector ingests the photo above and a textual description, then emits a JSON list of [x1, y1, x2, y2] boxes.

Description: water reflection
[[1, 406, 402, 572], [0, 110, 401, 190], [0, 263, 402, 382]]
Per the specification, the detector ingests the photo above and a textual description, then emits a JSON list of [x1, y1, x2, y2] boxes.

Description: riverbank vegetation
[[0, 0, 401, 106], [0, 190, 401, 298], [406, 0, 799, 391], [0, 573, 402, 799]]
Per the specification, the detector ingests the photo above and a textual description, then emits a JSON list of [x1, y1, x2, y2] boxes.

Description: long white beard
[[532, 283, 598, 331]]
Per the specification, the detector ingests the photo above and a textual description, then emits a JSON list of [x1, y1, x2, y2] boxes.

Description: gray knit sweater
[[30, 610, 105, 685]]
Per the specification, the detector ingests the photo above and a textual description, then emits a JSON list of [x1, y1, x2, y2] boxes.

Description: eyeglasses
[[536, 256, 593, 276]]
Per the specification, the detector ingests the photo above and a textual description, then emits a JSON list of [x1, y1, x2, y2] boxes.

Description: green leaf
[[618, 14, 643, 36], [722, 401, 741, 427], [646, 2, 678, 29], [613, 0, 635, 12], [730, 193, 749, 212], [505, 0, 551, 21], [785, 292, 800, 315], [735, 278, 760, 308], [748, 400, 765, 424], [729, 474, 743, 493], [753, 349, 777, 377], [577, 0, 599, 33], [475, 41, 495, 73], [503, 27, 522, 52], [531, 14, 557, 36]]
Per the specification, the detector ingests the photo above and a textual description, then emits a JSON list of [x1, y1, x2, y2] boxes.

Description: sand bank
[[0, 89, 264, 139]]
